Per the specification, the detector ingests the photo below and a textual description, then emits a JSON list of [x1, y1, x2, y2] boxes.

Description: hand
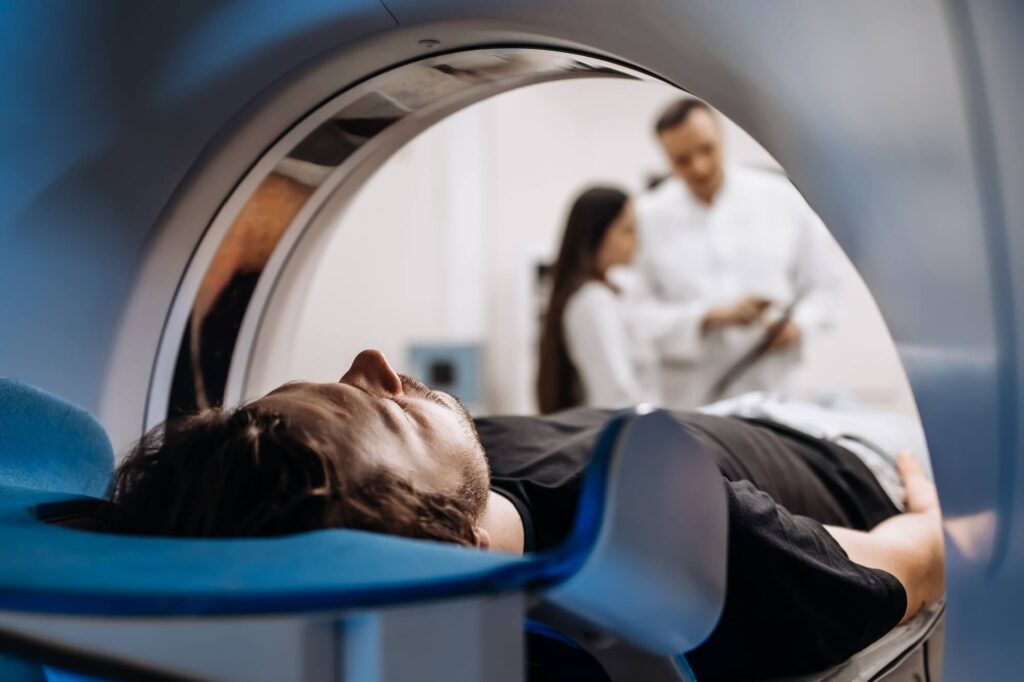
[[897, 451, 940, 516], [895, 451, 945, 619], [766, 319, 802, 352], [703, 295, 773, 333]]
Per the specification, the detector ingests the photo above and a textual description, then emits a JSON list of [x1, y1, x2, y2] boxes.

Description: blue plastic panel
[[0, 380, 112, 499], [0, 413, 629, 618]]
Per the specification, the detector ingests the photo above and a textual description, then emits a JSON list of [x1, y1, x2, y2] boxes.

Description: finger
[[744, 296, 770, 311], [896, 450, 920, 476]]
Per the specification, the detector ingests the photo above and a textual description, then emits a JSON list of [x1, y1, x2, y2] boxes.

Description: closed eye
[[424, 390, 450, 409], [388, 395, 420, 424]]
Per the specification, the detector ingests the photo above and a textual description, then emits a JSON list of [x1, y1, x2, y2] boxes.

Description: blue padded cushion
[[0, 653, 46, 682], [0, 380, 113, 498], [0, 406, 630, 618]]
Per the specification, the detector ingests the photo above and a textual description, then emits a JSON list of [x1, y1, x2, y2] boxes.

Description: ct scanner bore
[[1, 2, 1021, 679], [149, 49, 649, 426]]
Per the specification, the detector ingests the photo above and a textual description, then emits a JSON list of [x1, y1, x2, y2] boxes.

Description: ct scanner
[[0, 1, 1022, 679]]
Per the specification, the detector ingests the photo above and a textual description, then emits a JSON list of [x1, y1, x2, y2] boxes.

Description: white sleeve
[[564, 286, 647, 407], [628, 297, 707, 362], [632, 202, 712, 361], [789, 198, 842, 334]]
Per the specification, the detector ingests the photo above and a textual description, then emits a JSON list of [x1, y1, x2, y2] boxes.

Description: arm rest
[[543, 409, 728, 656]]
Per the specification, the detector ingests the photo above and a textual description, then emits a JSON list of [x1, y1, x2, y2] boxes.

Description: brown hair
[[536, 186, 629, 414], [655, 97, 713, 135], [104, 404, 479, 545]]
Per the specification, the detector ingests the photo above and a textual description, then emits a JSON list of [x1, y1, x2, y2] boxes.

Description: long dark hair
[[537, 186, 629, 414]]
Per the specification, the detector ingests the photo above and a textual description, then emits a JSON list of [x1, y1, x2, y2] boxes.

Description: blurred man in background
[[636, 98, 840, 409]]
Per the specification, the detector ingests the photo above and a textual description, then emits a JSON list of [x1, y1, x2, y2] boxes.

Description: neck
[[693, 183, 719, 205], [688, 173, 724, 205], [479, 490, 525, 554]]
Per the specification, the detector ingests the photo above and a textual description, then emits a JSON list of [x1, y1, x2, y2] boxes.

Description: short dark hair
[[103, 404, 479, 545], [655, 98, 713, 135]]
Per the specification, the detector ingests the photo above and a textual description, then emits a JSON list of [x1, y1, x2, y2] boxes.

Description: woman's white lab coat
[[562, 278, 663, 409]]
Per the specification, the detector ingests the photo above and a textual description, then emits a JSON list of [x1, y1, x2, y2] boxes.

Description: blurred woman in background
[[537, 186, 661, 413]]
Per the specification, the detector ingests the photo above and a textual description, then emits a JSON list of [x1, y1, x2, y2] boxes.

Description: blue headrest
[[0, 379, 113, 498], [0, 402, 632, 618]]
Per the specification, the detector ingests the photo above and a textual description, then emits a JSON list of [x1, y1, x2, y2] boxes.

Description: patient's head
[[107, 350, 491, 546]]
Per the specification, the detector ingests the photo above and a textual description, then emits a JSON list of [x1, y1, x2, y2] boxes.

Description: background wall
[[248, 78, 916, 416]]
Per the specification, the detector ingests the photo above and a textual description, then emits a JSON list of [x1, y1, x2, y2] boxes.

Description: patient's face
[[256, 350, 490, 514]]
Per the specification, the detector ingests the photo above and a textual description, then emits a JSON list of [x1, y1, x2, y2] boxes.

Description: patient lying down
[[106, 349, 944, 681]]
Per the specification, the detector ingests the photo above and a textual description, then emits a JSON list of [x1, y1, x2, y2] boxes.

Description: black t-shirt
[[477, 408, 907, 681]]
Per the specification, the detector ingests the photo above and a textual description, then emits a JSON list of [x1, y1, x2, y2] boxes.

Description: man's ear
[[473, 526, 491, 550]]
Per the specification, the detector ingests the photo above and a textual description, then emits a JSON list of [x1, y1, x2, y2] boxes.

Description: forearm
[[638, 301, 708, 361], [701, 306, 731, 334], [791, 296, 837, 334], [826, 511, 944, 623]]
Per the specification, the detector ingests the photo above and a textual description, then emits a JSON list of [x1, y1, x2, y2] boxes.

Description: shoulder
[[564, 282, 619, 327], [731, 165, 790, 193], [566, 281, 617, 313], [730, 166, 810, 211]]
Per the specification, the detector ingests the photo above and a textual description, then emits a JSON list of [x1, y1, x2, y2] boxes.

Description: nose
[[340, 349, 403, 395], [691, 155, 713, 180]]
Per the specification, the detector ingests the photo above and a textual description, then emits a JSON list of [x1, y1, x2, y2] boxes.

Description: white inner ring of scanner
[[146, 48, 654, 429]]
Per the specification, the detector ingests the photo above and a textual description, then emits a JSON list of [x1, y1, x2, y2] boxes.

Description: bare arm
[[826, 453, 944, 623]]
